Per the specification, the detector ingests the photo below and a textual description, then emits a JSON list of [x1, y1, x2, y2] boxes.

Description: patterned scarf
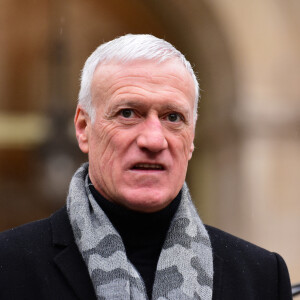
[[67, 163, 213, 299]]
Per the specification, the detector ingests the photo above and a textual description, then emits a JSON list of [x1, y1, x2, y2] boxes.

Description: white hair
[[78, 34, 199, 123]]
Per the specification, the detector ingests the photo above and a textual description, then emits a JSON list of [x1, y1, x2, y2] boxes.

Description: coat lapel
[[50, 208, 224, 300], [50, 207, 96, 300]]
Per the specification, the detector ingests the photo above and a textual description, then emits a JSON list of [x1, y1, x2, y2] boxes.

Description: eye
[[120, 109, 134, 118], [167, 113, 182, 122]]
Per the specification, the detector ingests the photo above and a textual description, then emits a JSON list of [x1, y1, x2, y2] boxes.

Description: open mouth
[[132, 163, 164, 170]]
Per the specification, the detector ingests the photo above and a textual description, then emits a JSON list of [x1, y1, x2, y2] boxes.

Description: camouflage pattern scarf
[[67, 163, 213, 299]]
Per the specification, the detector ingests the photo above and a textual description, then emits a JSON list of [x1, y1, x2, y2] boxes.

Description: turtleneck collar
[[87, 176, 181, 298]]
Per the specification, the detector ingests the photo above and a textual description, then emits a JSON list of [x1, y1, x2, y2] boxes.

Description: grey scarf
[[67, 163, 213, 299]]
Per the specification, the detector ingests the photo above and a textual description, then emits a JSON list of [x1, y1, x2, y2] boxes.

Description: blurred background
[[1, 0, 300, 284]]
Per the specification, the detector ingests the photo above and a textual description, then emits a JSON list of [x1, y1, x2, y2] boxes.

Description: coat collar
[[50, 207, 96, 300], [50, 208, 223, 300]]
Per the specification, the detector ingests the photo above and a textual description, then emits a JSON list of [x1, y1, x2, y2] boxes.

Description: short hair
[[78, 34, 199, 123]]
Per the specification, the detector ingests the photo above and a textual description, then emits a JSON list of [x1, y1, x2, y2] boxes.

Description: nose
[[136, 116, 168, 152]]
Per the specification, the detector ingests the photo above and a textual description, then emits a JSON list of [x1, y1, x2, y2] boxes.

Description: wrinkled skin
[[75, 59, 195, 212]]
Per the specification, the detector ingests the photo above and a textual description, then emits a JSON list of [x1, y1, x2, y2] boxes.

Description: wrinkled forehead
[[91, 58, 196, 103]]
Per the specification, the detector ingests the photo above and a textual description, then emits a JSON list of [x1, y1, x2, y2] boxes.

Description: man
[[0, 34, 292, 299]]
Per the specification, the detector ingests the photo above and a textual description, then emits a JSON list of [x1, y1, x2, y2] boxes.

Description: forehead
[[91, 59, 195, 110]]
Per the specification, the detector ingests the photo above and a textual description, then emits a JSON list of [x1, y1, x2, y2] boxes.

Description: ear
[[74, 106, 90, 153], [188, 142, 194, 160]]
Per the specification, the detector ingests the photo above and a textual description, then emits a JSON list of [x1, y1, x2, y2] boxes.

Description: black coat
[[0, 207, 292, 300]]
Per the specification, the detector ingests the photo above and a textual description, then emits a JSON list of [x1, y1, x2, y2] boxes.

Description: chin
[[120, 189, 173, 213]]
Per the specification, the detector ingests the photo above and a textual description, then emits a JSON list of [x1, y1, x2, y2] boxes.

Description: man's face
[[75, 59, 195, 212]]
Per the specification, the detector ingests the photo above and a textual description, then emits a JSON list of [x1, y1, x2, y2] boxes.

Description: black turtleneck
[[88, 178, 181, 299]]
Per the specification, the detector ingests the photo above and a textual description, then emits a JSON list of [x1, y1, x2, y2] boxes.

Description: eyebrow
[[107, 99, 191, 118], [163, 104, 189, 115], [106, 100, 143, 115]]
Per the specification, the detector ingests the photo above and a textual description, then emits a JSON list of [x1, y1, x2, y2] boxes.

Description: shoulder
[[0, 207, 93, 299], [205, 225, 292, 299], [206, 224, 274, 260], [0, 206, 70, 260], [0, 213, 55, 294], [205, 224, 286, 271], [0, 216, 51, 254], [0, 207, 70, 280]]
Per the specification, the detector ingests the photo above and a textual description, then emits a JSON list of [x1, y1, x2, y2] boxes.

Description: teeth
[[134, 163, 163, 170]]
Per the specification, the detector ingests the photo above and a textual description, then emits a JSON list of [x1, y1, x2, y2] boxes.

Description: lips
[[131, 163, 164, 170]]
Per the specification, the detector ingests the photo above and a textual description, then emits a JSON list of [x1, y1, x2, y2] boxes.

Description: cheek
[[90, 121, 135, 169], [89, 122, 118, 164], [172, 130, 194, 159], [169, 134, 194, 176]]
